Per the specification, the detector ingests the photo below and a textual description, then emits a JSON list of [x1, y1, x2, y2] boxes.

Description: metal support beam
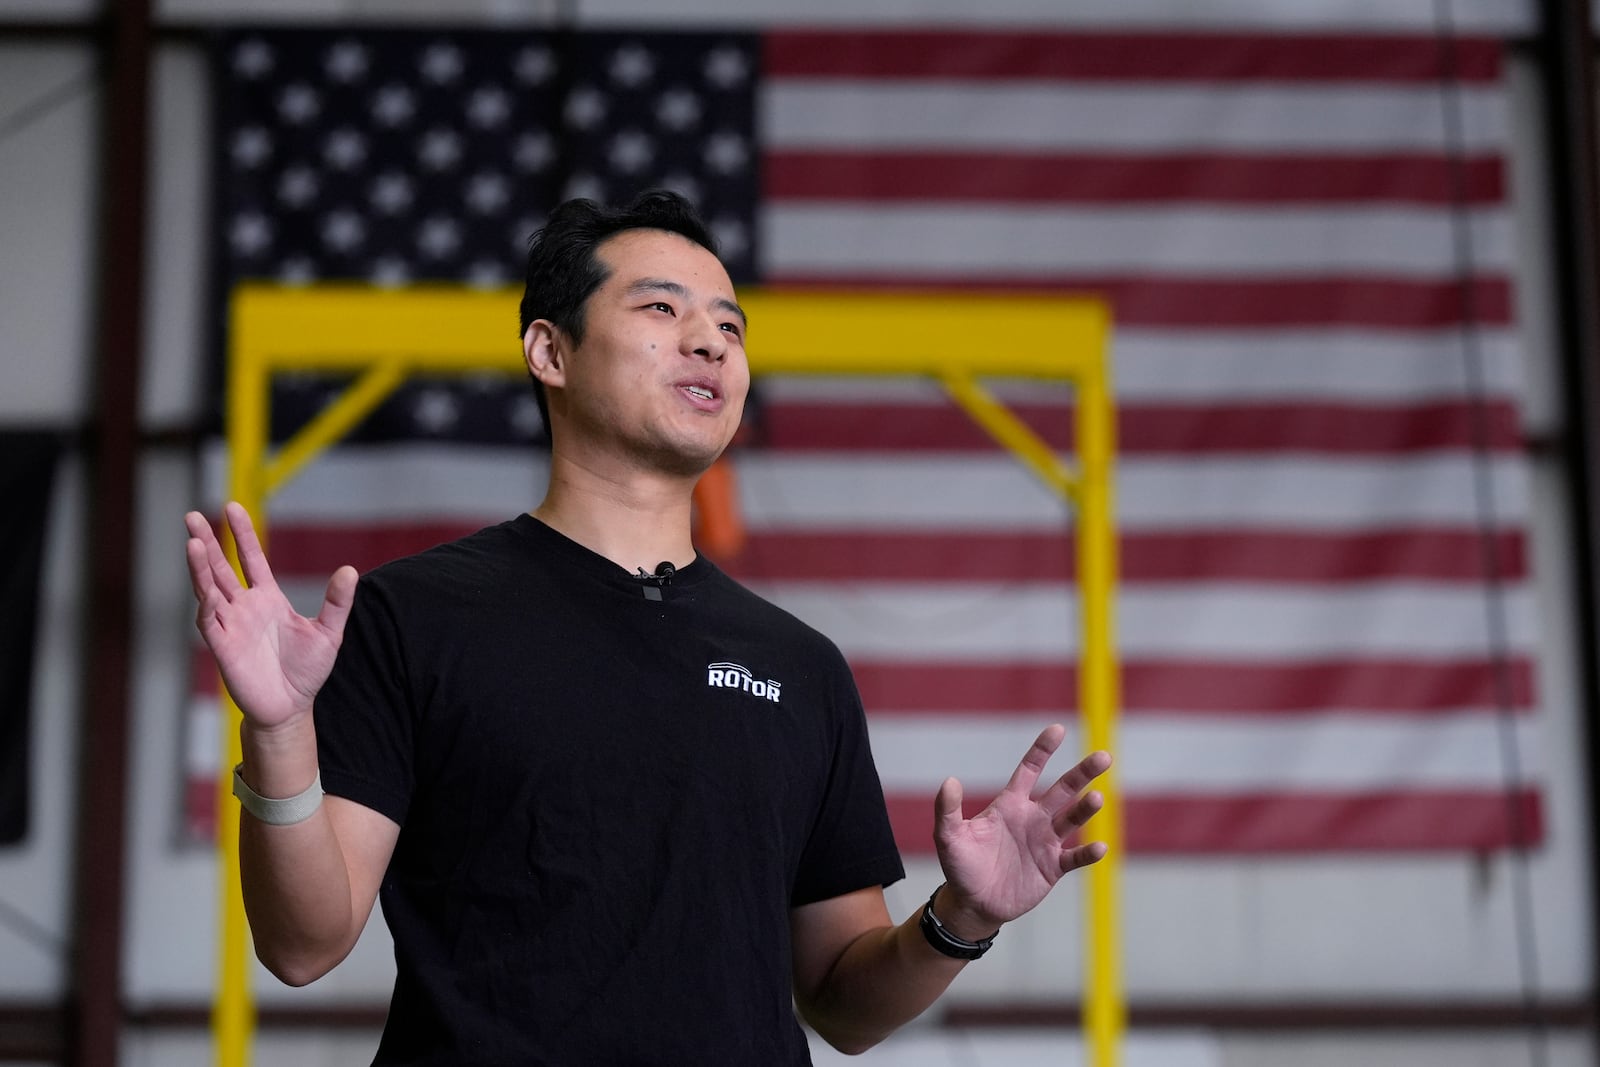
[[1534, 0, 1600, 1050], [70, 0, 152, 1062], [213, 285, 1119, 1066]]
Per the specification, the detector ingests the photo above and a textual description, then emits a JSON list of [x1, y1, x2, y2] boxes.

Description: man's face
[[530, 228, 750, 477]]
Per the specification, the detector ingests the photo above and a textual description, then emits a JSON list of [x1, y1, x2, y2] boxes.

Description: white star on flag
[[514, 45, 555, 84], [372, 85, 415, 127], [609, 44, 656, 87], [232, 38, 273, 78], [416, 217, 462, 259], [323, 129, 367, 171], [412, 389, 461, 432], [609, 130, 655, 174], [231, 127, 272, 168], [325, 41, 368, 82], [513, 132, 555, 173], [229, 213, 272, 255], [419, 43, 464, 84], [277, 167, 319, 208], [467, 172, 511, 214], [277, 83, 320, 125], [418, 129, 463, 171], [468, 87, 511, 129], [703, 45, 749, 89], [564, 86, 606, 130], [656, 88, 702, 131]]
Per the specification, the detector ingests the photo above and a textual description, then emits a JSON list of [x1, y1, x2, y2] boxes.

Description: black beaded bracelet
[[918, 884, 998, 961]]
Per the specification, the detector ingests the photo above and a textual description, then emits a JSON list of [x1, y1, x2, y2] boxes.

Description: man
[[184, 190, 1111, 1064]]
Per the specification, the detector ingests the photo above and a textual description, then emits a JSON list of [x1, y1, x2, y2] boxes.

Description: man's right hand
[[184, 501, 358, 731]]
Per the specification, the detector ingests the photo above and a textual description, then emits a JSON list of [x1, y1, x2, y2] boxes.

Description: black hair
[[518, 189, 720, 436]]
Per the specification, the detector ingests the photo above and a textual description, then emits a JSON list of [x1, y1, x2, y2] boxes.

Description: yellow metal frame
[[214, 284, 1123, 1066]]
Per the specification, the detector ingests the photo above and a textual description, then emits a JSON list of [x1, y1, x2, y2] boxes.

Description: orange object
[[693, 456, 746, 560]]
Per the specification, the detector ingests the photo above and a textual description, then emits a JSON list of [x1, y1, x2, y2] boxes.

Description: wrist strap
[[232, 763, 323, 826], [919, 884, 997, 961]]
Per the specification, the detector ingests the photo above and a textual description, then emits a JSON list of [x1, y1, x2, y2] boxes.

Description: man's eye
[[649, 301, 673, 314], [720, 323, 742, 337]]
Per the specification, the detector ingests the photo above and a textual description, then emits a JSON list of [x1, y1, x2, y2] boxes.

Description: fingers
[[317, 565, 359, 636], [224, 501, 277, 591], [184, 535, 223, 634], [1037, 749, 1113, 817], [1000, 723, 1066, 797], [185, 510, 241, 603], [184, 527, 213, 602], [1051, 788, 1105, 837], [934, 776, 965, 843], [1061, 840, 1108, 874]]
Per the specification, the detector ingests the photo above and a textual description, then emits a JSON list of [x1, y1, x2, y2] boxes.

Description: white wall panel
[[0, 1, 93, 16], [0, 44, 97, 422], [140, 47, 211, 428]]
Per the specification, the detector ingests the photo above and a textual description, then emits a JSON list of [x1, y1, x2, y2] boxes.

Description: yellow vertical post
[[1078, 311, 1124, 1067], [214, 293, 265, 1067]]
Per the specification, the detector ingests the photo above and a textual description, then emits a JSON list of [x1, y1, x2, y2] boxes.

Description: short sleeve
[[790, 655, 905, 906], [315, 573, 416, 826]]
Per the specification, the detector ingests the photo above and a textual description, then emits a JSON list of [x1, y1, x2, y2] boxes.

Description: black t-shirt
[[315, 515, 905, 1066]]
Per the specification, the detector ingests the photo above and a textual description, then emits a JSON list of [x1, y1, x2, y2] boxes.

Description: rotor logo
[[707, 662, 782, 703]]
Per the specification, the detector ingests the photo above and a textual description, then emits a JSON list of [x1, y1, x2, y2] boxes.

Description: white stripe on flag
[[764, 84, 1507, 152], [760, 327, 1525, 404], [764, 205, 1513, 277], [743, 582, 1535, 659], [736, 454, 1530, 529], [866, 712, 1542, 792], [203, 442, 547, 522]]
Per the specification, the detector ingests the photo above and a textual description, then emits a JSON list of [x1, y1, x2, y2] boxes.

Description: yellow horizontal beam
[[738, 290, 1107, 379], [230, 284, 1107, 382]]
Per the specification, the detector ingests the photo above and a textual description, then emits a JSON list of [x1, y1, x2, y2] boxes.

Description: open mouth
[[678, 380, 720, 405]]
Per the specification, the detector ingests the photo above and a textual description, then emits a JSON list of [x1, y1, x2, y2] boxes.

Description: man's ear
[[523, 319, 566, 389]]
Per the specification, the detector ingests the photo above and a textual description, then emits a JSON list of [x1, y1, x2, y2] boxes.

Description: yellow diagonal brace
[[263, 362, 408, 496], [938, 370, 1079, 504]]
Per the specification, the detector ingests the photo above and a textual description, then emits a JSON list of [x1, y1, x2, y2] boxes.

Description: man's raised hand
[[931, 724, 1111, 938], [184, 502, 357, 730]]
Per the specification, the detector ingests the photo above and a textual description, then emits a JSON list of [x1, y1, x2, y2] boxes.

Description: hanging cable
[[1431, 3, 1549, 1064]]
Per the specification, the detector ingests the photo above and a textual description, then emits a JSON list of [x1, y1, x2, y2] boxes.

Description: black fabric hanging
[[0, 431, 61, 845]]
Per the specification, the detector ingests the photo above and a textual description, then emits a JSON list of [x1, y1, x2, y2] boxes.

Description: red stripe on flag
[[191, 646, 219, 697], [757, 400, 1524, 454], [266, 521, 495, 577], [852, 658, 1535, 714], [722, 529, 1527, 584], [766, 152, 1506, 206], [182, 784, 1543, 854], [255, 525, 1528, 584], [886, 789, 1542, 854], [186, 779, 219, 843], [760, 276, 1514, 328], [192, 649, 1536, 713], [766, 32, 1501, 83]]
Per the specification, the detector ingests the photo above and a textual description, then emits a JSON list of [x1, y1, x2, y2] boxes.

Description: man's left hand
[[931, 725, 1112, 940]]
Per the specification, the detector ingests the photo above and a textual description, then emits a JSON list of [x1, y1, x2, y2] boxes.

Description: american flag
[[189, 27, 1540, 856]]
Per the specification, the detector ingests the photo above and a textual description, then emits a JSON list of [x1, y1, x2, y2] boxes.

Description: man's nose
[[682, 314, 727, 362]]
